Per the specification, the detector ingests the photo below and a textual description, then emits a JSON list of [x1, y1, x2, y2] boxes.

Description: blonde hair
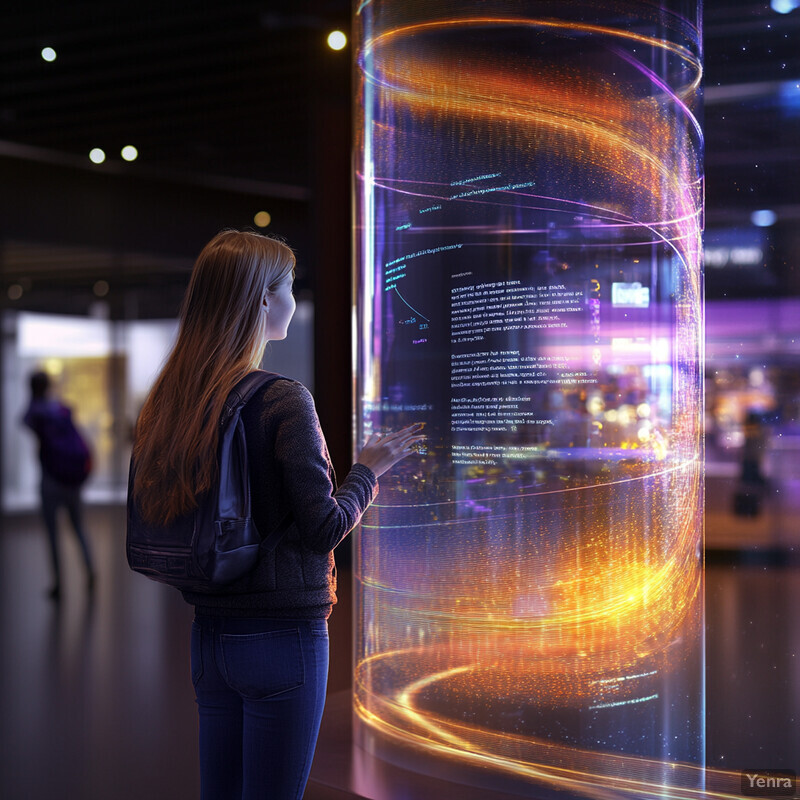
[[132, 229, 296, 524]]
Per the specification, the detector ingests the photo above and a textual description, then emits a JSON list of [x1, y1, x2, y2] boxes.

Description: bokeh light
[[327, 30, 347, 50], [751, 209, 777, 227], [771, 0, 800, 14]]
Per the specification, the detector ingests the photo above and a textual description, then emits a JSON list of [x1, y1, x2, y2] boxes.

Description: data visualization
[[354, 2, 704, 797]]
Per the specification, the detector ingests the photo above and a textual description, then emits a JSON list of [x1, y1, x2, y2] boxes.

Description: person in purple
[[23, 370, 95, 600]]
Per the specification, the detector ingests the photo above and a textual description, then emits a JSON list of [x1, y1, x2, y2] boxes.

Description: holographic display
[[354, 1, 704, 795]]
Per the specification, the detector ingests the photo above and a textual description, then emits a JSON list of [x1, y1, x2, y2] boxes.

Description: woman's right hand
[[356, 423, 425, 479]]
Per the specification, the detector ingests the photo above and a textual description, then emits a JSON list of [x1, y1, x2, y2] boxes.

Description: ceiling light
[[771, 0, 799, 13], [121, 145, 138, 162], [327, 30, 347, 51], [41, 47, 57, 62], [254, 211, 271, 228]]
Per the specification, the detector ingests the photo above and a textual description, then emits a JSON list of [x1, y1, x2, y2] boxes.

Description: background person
[[23, 370, 95, 600], [734, 410, 768, 517]]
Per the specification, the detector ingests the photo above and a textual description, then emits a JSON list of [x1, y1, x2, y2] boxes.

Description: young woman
[[131, 229, 422, 799]]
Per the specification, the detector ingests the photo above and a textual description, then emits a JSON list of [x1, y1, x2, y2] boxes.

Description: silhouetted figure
[[23, 371, 95, 599], [734, 410, 767, 517]]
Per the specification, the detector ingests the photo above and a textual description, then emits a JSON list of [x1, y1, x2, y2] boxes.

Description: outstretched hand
[[356, 423, 425, 479]]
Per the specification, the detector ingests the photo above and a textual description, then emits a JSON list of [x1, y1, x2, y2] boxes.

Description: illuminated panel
[[354, 1, 704, 795]]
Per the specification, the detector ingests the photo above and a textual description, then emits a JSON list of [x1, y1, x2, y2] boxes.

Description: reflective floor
[[0, 483, 798, 799]]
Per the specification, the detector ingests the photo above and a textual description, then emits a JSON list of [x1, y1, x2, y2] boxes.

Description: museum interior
[[0, 2, 798, 799]]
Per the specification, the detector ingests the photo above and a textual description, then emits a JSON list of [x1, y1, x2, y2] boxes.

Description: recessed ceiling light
[[254, 211, 271, 228], [89, 148, 106, 164], [41, 47, 57, 62], [121, 145, 138, 162], [327, 30, 347, 51]]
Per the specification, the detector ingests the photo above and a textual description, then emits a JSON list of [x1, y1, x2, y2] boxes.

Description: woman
[[131, 229, 422, 799]]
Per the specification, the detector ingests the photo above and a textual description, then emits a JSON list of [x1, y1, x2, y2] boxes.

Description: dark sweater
[[182, 378, 378, 618]]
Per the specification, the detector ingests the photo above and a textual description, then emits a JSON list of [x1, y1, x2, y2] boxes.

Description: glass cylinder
[[354, 1, 703, 794]]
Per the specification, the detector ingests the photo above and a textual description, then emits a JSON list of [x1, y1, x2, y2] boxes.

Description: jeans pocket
[[190, 620, 204, 687], [220, 628, 305, 699]]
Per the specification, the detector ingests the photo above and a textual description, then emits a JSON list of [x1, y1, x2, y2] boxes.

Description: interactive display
[[354, 2, 704, 795]]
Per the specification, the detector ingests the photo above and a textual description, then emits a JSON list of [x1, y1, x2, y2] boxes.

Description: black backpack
[[126, 370, 289, 592]]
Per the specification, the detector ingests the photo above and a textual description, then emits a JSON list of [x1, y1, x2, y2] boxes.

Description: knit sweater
[[182, 378, 378, 618]]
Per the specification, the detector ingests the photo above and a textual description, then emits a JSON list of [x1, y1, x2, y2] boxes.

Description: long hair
[[132, 229, 296, 524]]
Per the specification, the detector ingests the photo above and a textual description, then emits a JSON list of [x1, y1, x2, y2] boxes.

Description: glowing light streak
[[363, 18, 702, 94], [353, 709, 739, 800], [355, 658, 744, 800], [592, 670, 659, 685], [392, 287, 430, 321], [369, 176, 701, 243], [610, 46, 705, 141], [589, 693, 659, 710], [369, 457, 699, 508]]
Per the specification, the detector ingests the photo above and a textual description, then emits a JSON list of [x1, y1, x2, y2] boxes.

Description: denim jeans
[[191, 615, 329, 800]]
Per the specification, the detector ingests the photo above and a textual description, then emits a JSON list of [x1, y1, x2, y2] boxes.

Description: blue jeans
[[191, 615, 329, 800]]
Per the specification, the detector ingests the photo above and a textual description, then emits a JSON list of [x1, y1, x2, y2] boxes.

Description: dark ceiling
[[0, 0, 351, 316], [704, 0, 800, 218], [0, 0, 350, 188], [0, 0, 799, 312]]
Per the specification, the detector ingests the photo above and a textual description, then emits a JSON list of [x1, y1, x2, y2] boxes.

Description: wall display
[[354, 1, 703, 794]]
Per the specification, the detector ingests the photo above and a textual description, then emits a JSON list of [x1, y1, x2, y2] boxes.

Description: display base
[[308, 690, 570, 800]]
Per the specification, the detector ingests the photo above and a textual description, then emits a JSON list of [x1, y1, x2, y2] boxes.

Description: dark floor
[[0, 485, 798, 800]]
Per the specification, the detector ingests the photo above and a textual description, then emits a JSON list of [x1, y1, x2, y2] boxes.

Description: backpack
[[31, 402, 92, 486], [126, 370, 290, 592]]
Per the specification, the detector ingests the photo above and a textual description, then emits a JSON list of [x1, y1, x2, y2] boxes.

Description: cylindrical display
[[354, 1, 703, 795]]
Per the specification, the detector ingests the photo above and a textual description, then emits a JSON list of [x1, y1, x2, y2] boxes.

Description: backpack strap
[[225, 370, 292, 553], [225, 370, 283, 416]]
